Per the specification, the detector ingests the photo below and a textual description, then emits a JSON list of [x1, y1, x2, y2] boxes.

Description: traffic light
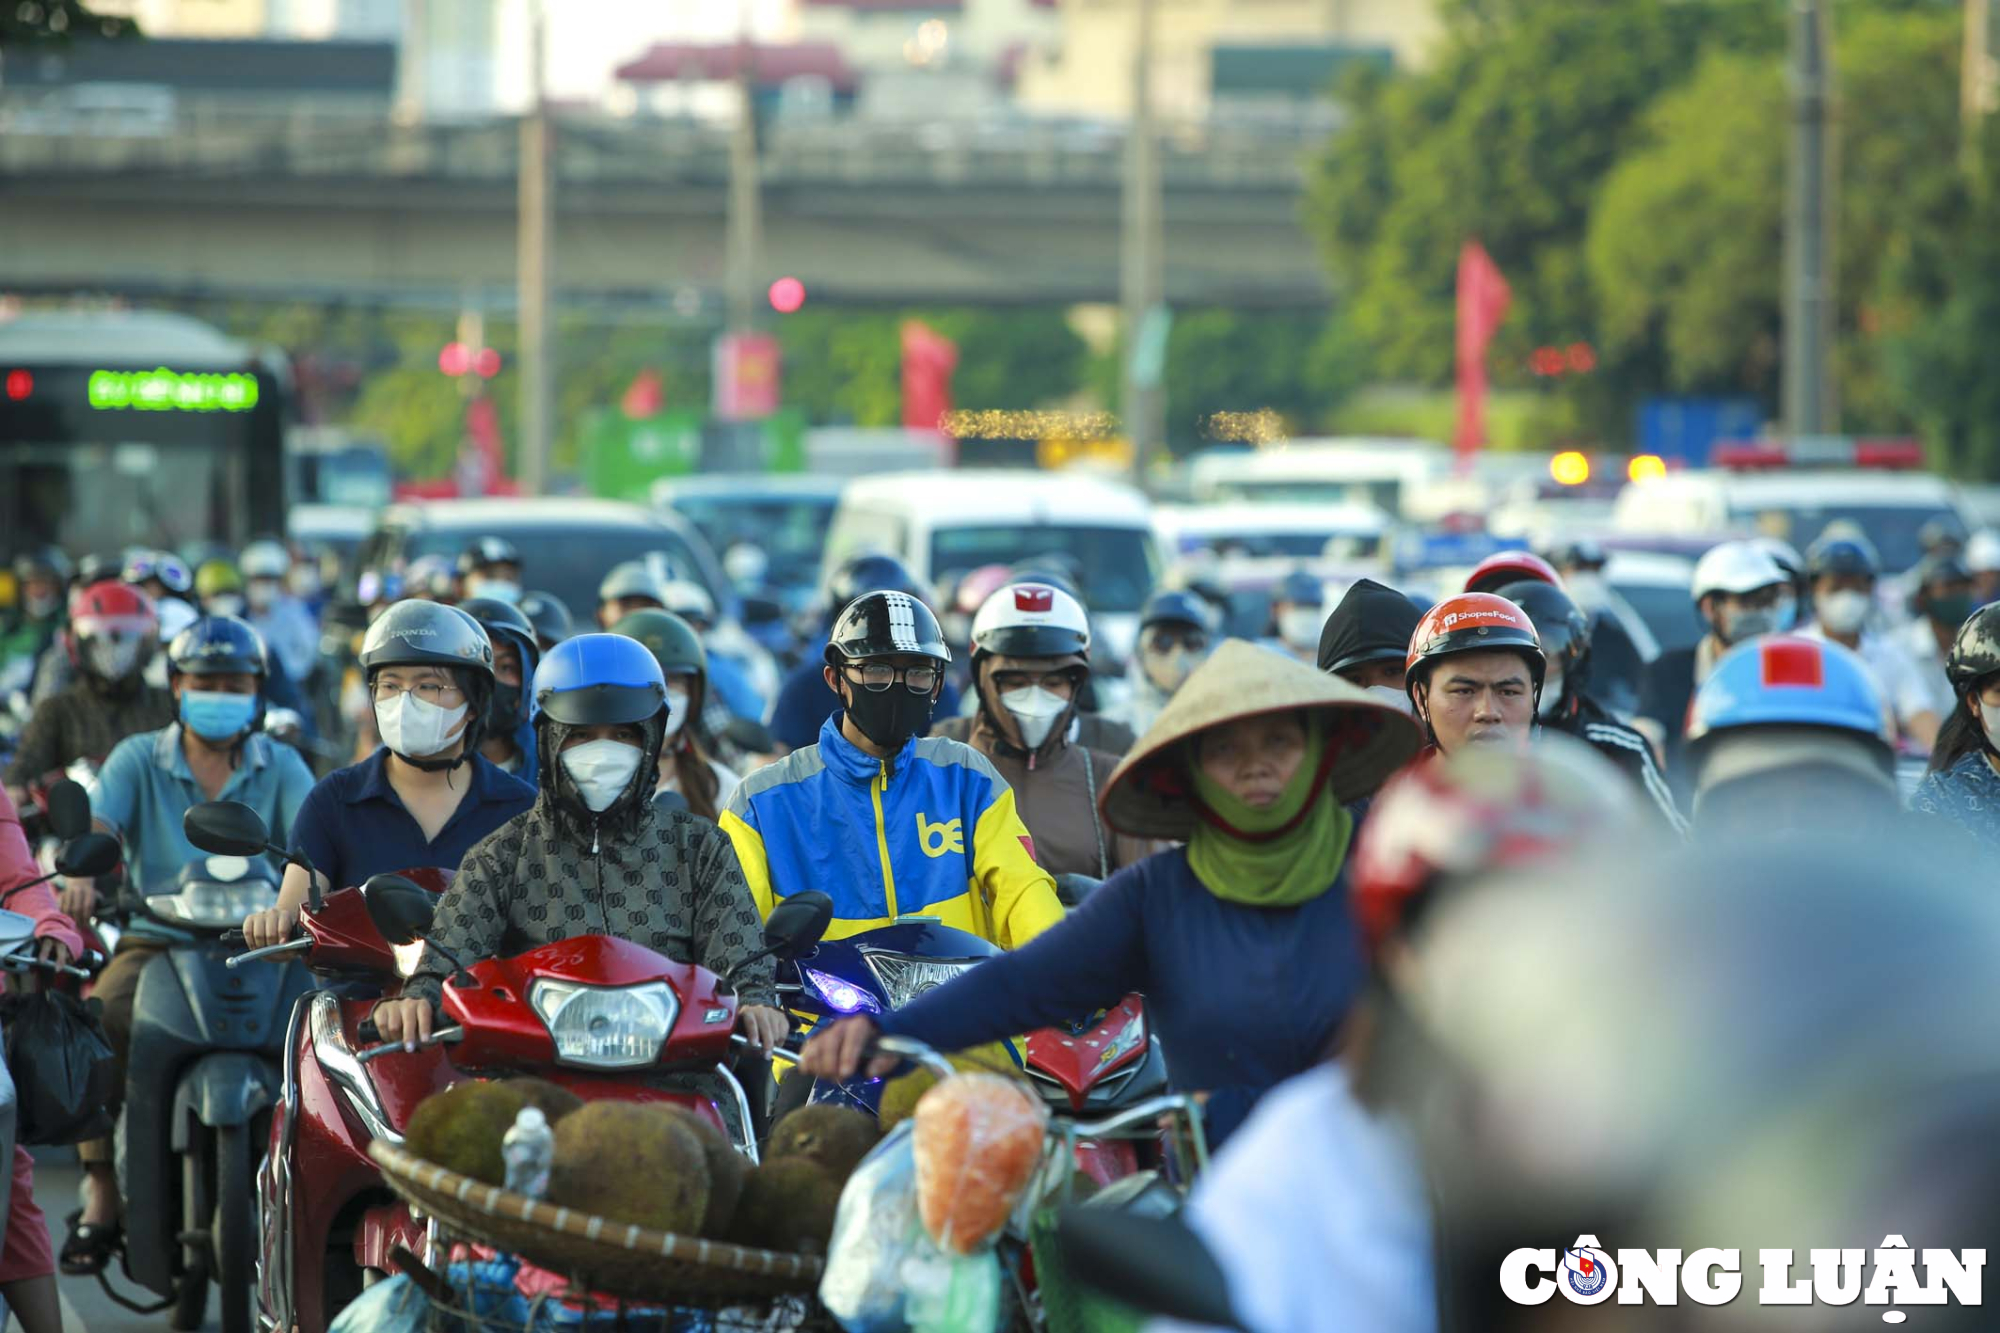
[[767, 277, 806, 315], [438, 343, 501, 378]]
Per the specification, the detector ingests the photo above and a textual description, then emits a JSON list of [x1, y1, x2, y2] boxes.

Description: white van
[[820, 470, 1161, 665]]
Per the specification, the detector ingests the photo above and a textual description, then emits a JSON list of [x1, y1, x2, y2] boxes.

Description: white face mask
[[561, 739, 643, 813], [375, 691, 470, 758], [662, 686, 690, 742], [1365, 685, 1414, 716], [469, 578, 521, 605], [208, 594, 246, 619], [999, 686, 1069, 750], [1537, 669, 1565, 718], [1817, 589, 1871, 636], [246, 579, 280, 612], [1278, 607, 1324, 651]]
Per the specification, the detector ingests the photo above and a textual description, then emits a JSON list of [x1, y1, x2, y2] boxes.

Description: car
[[1184, 439, 1453, 520], [288, 503, 376, 574], [1154, 500, 1394, 563], [820, 469, 1161, 665], [1602, 549, 1701, 658], [652, 472, 846, 608]]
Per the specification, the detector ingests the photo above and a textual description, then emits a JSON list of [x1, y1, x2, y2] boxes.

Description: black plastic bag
[[0, 991, 115, 1145]]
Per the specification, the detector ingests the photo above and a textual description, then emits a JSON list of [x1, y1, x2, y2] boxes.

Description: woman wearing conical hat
[[799, 639, 1423, 1145]]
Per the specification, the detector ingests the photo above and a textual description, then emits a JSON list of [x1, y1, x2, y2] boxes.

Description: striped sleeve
[[1583, 723, 1688, 839]]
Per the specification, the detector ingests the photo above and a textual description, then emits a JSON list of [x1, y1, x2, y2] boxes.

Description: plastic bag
[[903, 1244, 1000, 1333], [821, 1124, 925, 1333], [0, 990, 115, 1145], [912, 1073, 1048, 1256]]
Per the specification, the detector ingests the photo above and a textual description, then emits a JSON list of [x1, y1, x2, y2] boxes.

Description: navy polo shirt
[[288, 748, 536, 891]]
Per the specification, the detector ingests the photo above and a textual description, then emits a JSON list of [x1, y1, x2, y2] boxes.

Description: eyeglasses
[[1145, 628, 1209, 654], [371, 678, 464, 704], [845, 663, 941, 694]]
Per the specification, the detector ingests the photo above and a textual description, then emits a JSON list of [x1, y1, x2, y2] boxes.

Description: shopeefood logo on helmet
[[1437, 608, 1520, 633]]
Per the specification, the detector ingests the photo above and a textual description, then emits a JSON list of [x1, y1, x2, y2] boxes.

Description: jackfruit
[[657, 1104, 748, 1238], [877, 1043, 1026, 1131], [547, 1102, 710, 1236], [765, 1104, 880, 1182], [501, 1076, 584, 1125], [404, 1080, 543, 1185], [729, 1157, 842, 1256]]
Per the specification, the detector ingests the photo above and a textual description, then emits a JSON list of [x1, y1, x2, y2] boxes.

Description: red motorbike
[[1024, 996, 1168, 1186]]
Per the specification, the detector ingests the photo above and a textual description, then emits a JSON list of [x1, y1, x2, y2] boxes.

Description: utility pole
[[1965, 0, 1998, 183], [724, 15, 763, 336], [517, 0, 554, 494], [1121, 0, 1165, 483], [1783, 0, 1837, 438]]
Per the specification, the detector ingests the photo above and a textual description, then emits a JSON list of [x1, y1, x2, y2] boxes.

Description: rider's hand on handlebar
[[735, 1004, 789, 1057], [242, 906, 300, 951], [371, 998, 434, 1049], [58, 879, 96, 922], [798, 1016, 897, 1082], [35, 936, 72, 969]]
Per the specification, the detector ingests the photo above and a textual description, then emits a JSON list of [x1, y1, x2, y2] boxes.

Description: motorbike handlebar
[[354, 1025, 463, 1064], [358, 1018, 380, 1045], [223, 937, 311, 970]]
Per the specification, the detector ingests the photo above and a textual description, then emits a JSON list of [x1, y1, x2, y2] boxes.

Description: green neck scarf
[[1185, 718, 1354, 908]]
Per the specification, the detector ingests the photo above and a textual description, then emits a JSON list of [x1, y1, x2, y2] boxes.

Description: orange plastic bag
[[911, 1073, 1050, 1255]]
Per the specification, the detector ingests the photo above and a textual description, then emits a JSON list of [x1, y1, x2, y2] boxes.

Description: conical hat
[[1101, 638, 1424, 840]]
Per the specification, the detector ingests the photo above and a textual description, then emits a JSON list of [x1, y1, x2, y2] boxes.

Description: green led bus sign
[[87, 368, 260, 413]]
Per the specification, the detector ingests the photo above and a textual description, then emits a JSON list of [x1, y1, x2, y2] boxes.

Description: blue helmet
[[1138, 589, 1217, 634], [1806, 533, 1881, 581], [1687, 634, 1892, 756], [531, 632, 668, 728]]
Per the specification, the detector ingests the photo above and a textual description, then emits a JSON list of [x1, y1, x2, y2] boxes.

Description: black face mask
[[844, 682, 937, 752], [489, 683, 523, 735]]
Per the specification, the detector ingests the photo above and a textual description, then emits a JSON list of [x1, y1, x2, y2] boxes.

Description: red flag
[[901, 320, 959, 432], [1454, 240, 1512, 463]]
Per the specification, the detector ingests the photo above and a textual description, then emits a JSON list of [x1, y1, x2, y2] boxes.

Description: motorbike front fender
[[170, 1052, 278, 1148]]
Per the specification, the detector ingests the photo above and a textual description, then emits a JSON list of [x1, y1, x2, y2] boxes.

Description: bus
[[0, 309, 290, 560]]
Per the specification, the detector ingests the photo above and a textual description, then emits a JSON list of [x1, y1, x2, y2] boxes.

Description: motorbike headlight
[[147, 858, 278, 929], [528, 979, 678, 1069], [859, 952, 983, 1010], [801, 966, 880, 1015]]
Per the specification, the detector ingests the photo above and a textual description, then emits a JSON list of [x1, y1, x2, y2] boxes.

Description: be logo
[[917, 814, 964, 858]]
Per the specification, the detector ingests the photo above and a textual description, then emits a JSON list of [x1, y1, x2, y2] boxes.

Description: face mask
[[561, 739, 643, 813], [375, 691, 470, 758], [845, 683, 936, 752], [1929, 593, 1973, 629], [1142, 646, 1199, 696], [1719, 607, 1776, 646], [1277, 607, 1323, 651], [1537, 669, 1565, 718], [1816, 589, 1871, 636], [208, 594, 246, 619], [246, 580, 280, 612], [488, 683, 523, 734], [181, 689, 258, 742], [287, 567, 322, 600], [999, 686, 1069, 751], [1365, 685, 1414, 716], [470, 579, 521, 605], [662, 686, 689, 743], [25, 592, 60, 620], [1773, 591, 1800, 633], [85, 635, 144, 680]]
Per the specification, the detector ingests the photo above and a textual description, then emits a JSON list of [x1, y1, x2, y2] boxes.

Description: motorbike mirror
[[54, 833, 121, 879], [1054, 1210, 1245, 1332], [45, 778, 92, 841], [763, 890, 833, 961], [183, 801, 274, 858], [360, 874, 437, 947]]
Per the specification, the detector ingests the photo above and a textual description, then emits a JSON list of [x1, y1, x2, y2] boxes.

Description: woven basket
[[370, 1141, 824, 1306]]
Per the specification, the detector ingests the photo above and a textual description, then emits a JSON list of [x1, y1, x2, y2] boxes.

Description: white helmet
[[970, 582, 1091, 662], [1691, 541, 1788, 603], [1966, 529, 2000, 575], [239, 540, 291, 580], [658, 578, 717, 625]]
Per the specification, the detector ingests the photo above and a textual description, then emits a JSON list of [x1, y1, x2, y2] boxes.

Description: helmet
[[1403, 592, 1546, 694], [1690, 540, 1788, 602], [238, 540, 291, 580], [1007, 556, 1085, 603], [68, 580, 159, 683], [457, 596, 542, 684], [1919, 514, 1966, 554], [361, 600, 498, 761], [823, 590, 951, 666], [12, 547, 72, 586], [1751, 535, 1805, 584], [194, 559, 243, 600], [458, 536, 521, 576], [1463, 550, 1561, 596], [356, 567, 403, 606], [1348, 735, 1639, 962], [532, 632, 668, 727], [403, 555, 458, 600], [1495, 579, 1589, 682], [1916, 552, 1972, 592], [598, 560, 666, 607], [1548, 538, 1606, 573], [75, 553, 120, 587], [1966, 530, 2000, 575], [167, 616, 269, 681], [611, 609, 707, 679], [1137, 589, 1217, 634], [1318, 578, 1423, 677], [1946, 602, 2000, 696], [1687, 634, 1893, 757], [827, 553, 926, 611], [658, 578, 717, 627], [1274, 569, 1324, 607], [123, 549, 192, 595], [518, 590, 573, 647], [1805, 532, 1881, 581], [970, 583, 1091, 662]]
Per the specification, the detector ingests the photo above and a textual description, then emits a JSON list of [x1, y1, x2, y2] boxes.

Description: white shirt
[[1154, 1065, 1436, 1333], [1892, 616, 1957, 720], [1799, 623, 1937, 733]]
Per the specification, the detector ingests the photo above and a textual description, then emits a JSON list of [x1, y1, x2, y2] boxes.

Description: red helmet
[[1404, 592, 1546, 696], [1464, 550, 1563, 596], [66, 580, 159, 682], [1348, 734, 1639, 962]]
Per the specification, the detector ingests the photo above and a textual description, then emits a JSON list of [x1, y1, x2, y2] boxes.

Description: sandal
[[59, 1208, 123, 1276]]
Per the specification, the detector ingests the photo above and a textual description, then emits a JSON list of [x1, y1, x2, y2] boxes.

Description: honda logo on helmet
[[1014, 586, 1055, 614]]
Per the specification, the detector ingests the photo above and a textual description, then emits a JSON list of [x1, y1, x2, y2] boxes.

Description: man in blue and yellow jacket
[[721, 589, 1062, 948]]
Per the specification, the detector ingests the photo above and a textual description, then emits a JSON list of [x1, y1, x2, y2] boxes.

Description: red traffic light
[[3, 369, 30, 400], [768, 276, 806, 315], [439, 342, 471, 376], [475, 348, 501, 378]]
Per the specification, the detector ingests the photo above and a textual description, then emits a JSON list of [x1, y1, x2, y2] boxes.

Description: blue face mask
[[180, 689, 258, 742]]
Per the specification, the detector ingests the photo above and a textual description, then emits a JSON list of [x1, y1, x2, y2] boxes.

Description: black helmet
[[827, 553, 926, 610], [458, 536, 521, 576], [823, 590, 952, 666], [13, 546, 72, 586], [1138, 589, 1217, 634], [1806, 533, 1881, 581], [459, 596, 543, 734], [360, 600, 497, 761], [610, 609, 707, 679], [1946, 602, 2000, 697], [1496, 579, 1590, 681], [518, 590, 573, 648]]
